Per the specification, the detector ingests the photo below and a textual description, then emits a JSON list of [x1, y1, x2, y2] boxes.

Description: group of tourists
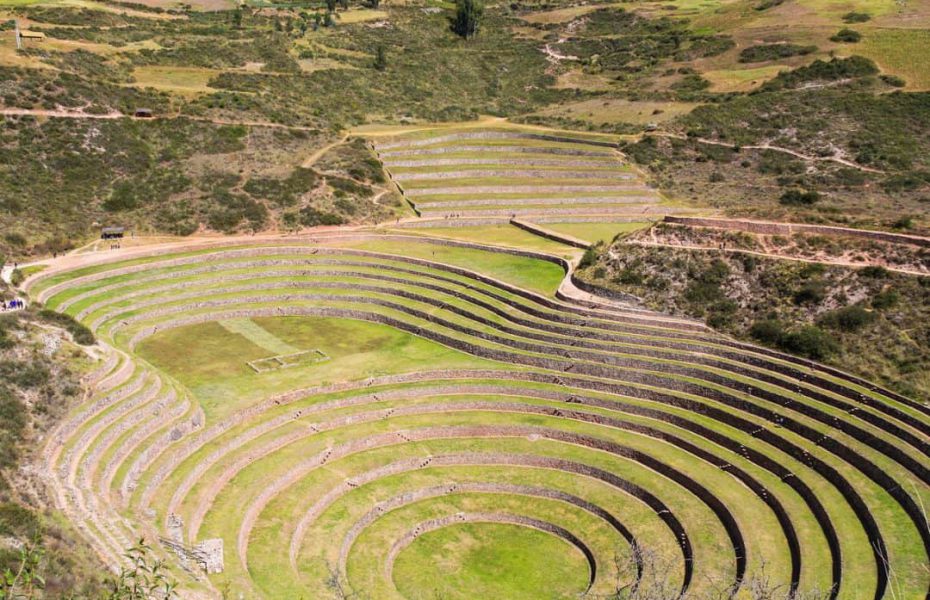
[[1, 298, 25, 311]]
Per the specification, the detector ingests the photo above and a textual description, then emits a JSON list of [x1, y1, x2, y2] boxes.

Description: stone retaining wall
[[375, 131, 619, 150], [383, 157, 617, 168], [393, 169, 634, 182], [414, 195, 656, 209], [406, 184, 646, 197], [378, 145, 613, 158], [125, 302, 914, 587], [664, 216, 930, 248], [510, 219, 590, 249]]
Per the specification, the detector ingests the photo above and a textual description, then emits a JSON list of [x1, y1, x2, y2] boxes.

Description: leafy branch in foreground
[[105, 539, 175, 600]]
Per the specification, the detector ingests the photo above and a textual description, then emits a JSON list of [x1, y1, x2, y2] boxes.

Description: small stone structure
[[161, 513, 223, 574]]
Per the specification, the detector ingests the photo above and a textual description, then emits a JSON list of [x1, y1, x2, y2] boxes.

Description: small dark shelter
[[101, 227, 125, 240], [133, 108, 154, 118]]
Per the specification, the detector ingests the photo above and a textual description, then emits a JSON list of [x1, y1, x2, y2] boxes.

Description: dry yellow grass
[[855, 27, 930, 91], [702, 64, 789, 92], [532, 98, 701, 126], [553, 68, 617, 92], [336, 8, 388, 23], [130, 66, 220, 95], [520, 3, 607, 24]]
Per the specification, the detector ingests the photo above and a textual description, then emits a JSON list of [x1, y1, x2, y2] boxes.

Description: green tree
[[450, 0, 483, 40], [231, 7, 242, 29], [325, 0, 337, 12], [373, 45, 388, 71]]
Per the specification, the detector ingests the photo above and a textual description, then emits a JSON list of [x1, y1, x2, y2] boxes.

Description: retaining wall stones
[[393, 169, 634, 182], [378, 145, 613, 158], [664, 216, 930, 248], [414, 195, 656, 209], [383, 157, 618, 168], [374, 131, 619, 150], [510, 219, 590, 249], [405, 184, 646, 197]]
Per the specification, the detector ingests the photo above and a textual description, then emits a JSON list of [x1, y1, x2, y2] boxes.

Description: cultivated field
[[373, 126, 683, 223], [24, 232, 930, 599]]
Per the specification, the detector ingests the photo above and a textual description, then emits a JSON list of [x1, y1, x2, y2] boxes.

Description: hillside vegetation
[[576, 223, 930, 400], [1, 0, 929, 255]]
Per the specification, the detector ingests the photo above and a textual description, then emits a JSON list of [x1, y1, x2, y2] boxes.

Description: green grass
[[130, 66, 220, 95], [343, 239, 567, 295], [37, 241, 930, 600], [390, 519, 592, 599], [530, 98, 702, 126], [217, 318, 298, 355], [702, 65, 791, 92], [136, 315, 496, 418], [540, 221, 652, 244], [391, 225, 580, 257], [856, 28, 930, 90]]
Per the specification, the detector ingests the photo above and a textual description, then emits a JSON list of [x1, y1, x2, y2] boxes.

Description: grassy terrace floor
[[26, 234, 930, 599], [373, 126, 669, 224]]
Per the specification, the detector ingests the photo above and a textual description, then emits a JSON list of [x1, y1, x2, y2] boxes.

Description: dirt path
[[0, 107, 320, 131], [301, 134, 349, 168], [624, 239, 928, 276], [650, 132, 884, 174], [0, 108, 123, 120]]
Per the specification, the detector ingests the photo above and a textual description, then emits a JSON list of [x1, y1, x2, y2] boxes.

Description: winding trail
[[649, 132, 885, 174]]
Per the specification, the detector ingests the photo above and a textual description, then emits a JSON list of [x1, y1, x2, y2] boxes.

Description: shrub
[[738, 43, 816, 63], [780, 325, 838, 359], [750, 319, 785, 345], [780, 189, 820, 206], [615, 267, 644, 285], [872, 289, 899, 309], [754, 0, 784, 10], [578, 247, 599, 269], [831, 28, 862, 43], [859, 265, 889, 279], [37, 310, 95, 345], [794, 280, 827, 304], [761, 56, 877, 91], [298, 207, 345, 227], [842, 12, 870, 23], [880, 74, 906, 88], [819, 305, 874, 331], [891, 215, 913, 230]]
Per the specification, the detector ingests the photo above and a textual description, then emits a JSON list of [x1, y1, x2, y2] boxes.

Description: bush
[[831, 28, 862, 43], [37, 310, 95, 345], [872, 289, 899, 309], [738, 43, 816, 63], [794, 280, 827, 304], [819, 305, 874, 331], [761, 56, 877, 91], [298, 207, 345, 227], [780, 325, 838, 359], [615, 267, 644, 285], [780, 189, 820, 206], [880, 74, 906, 88], [750, 319, 785, 345], [843, 11, 870, 23], [858, 265, 889, 279], [578, 246, 599, 269]]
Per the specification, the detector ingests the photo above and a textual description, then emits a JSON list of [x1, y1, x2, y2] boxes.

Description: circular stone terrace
[[23, 231, 930, 599]]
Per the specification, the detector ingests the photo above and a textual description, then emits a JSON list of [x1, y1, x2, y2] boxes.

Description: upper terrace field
[[24, 232, 930, 599]]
